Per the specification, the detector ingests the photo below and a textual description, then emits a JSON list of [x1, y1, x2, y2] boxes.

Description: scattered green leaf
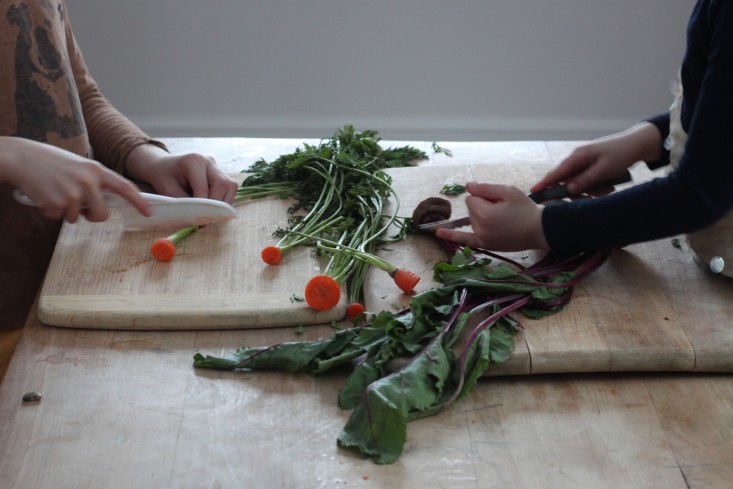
[[440, 184, 466, 195], [431, 142, 453, 157]]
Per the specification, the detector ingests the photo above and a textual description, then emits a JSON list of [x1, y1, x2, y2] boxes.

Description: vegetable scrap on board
[[440, 183, 466, 195]]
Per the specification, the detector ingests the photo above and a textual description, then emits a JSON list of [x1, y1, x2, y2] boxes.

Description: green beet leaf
[[337, 333, 453, 464], [192, 327, 362, 374], [337, 389, 406, 464]]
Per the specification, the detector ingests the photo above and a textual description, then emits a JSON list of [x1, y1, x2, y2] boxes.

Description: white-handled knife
[[13, 189, 236, 230]]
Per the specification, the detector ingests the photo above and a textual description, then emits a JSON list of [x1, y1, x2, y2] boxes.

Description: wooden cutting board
[[363, 164, 733, 374], [39, 163, 733, 375], [38, 175, 347, 329]]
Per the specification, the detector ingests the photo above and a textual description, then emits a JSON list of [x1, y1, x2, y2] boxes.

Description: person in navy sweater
[[439, 0, 733, 268]]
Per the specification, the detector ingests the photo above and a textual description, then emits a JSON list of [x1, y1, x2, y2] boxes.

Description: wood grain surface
[[38, 175, 346, 329], [365, 164, 733, 374], [2, 139, 732, 489], [37, 157, 733, 373]]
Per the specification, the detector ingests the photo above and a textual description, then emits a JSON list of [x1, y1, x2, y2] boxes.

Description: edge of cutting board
[[38, 293, 346, 330]]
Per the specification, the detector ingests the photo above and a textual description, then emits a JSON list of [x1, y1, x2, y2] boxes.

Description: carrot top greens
[[235, 125, 427, 308]]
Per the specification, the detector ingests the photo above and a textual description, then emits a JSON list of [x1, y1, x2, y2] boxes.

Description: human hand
[[1, 137, 149, 223], [124, 145, 238, 204], [532, 139, 636, 197], [532, 122, 662, 196], [435, 182, 549, 252]]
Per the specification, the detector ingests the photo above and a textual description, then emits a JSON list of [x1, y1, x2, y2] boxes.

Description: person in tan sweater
[[0, 0, 238, 379]]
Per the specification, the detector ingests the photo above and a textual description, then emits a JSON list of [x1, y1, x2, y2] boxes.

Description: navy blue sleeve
[[543, 0, 733, 255]]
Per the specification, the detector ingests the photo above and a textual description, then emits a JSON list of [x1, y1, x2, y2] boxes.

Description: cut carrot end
[[150, 238, 176, 262], [392, 269, 420, 293], [346, 303, 366, 322], [261, 246, 283, 265], [304, 275, 341, 311]]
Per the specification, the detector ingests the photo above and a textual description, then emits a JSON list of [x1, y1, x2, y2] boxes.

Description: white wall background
[[65, 0, 693, 141]]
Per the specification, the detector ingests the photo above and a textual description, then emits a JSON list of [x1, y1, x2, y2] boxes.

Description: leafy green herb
[[193, 245, 609, 464], [431, 142, 453, 157], [671, 238, 681, 249], [440, 183, 466, 195], [290, 294, 305, 303], [294, 324, 304, 335], [235, 125, 427, 309]]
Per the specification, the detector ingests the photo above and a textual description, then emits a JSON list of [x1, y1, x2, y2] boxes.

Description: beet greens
[[193, 245, 609, 464]]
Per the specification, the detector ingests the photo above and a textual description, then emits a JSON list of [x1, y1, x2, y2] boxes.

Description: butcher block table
[[1, 137, 733, 489]]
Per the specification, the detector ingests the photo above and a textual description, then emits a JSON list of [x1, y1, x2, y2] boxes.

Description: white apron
[[668, 75, 733, 276]]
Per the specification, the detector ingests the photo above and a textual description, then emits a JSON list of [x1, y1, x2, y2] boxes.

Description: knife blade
[[526, 170, 632, 203], [13, 189, 236, 230], [417, 216, 471, 232], [417, 170, 633, 233]]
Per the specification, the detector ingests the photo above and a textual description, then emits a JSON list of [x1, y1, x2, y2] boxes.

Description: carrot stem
[[286, 230, 396, 274], [150, 224, 198, 262], [287, 229, 421, 294]]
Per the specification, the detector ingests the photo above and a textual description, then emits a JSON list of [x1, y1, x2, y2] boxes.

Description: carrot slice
[[150, 238, 176, 262], [305, 275, 341, 311], [149, 224, 198, 263], [346, 303, 366, 321], [392, 269, 420, 293], [261, 246, 283, 265]]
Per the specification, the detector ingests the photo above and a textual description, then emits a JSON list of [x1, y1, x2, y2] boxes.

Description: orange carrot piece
[[150, 224, 198, 262], [261, 246, 283, 265], [346, 303, 366, 321], [392, 269, 420, 293], [305, 275, 341, 311], [150, 238, 176, 262]]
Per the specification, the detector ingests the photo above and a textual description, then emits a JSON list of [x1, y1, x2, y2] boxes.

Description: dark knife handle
[[527, 170, 632, 203]]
